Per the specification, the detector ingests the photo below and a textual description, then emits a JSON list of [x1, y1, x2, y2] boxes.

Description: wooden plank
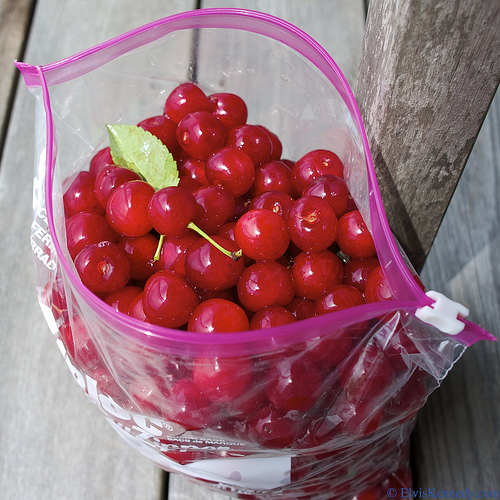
[[167, 0, 366, 498], [413, 90, 500, 491], [0, 1, 196, 499], [0, 0, 35, 152], [355, 0, 500, 271]]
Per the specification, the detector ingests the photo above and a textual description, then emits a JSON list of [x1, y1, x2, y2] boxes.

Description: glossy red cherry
[[252, 160, 293, 197], [302, 174, 349, 218], [154, 232, 200, 277], [164, 82, 215, 123], [142, 270, 199, 328], [249, 305, 298, 329], [128, 292, 148, 321], [291, 250, 344, 300], [249, 190, 294, 219], [286, 297, 316, 320], [237, 261, 295, 312], [226, 124, 273, 166], [89, 147, 114, 175], [287, 195, 338, 252], [291, 149, 344, 195], [185, 235, 245, 291], [94, 165, 141, 209], [234, 209, 290, 261], [208, 92, 248, 131], [66, 212, 119, 260], [176, 111, 226, 160], [74, 241, 131, 294], [343, 256, 380, 292], [161, 377, 213, 430], [337, 210, 376, 259], [192, 185, 236, 234], [147, 186, 199, 238], [63, 171, 104, 217], [178, 157, 208, 186], [192, 355, 254, 403], [256, 125, 282, 161], [265, 355, 323, 411], [119, 233, 158, 281], [187, 298, 249, 333], [364, 265, 393, 302], [314, 284, 365, 315], [137, 114, 182, 159], [205, 147, 255, 197], [104, 285, 143, 314], [246, 404, 300, 449], [106, 180, 155, 237]]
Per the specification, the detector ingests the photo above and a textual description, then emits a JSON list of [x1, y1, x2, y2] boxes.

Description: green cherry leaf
[[106, 124, 179, 190]]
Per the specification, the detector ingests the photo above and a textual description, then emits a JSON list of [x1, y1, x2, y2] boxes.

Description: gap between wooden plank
[[0, 0, 37, 163]]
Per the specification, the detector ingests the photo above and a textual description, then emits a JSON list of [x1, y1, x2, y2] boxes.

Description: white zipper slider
[[415, 291, 470, 335]]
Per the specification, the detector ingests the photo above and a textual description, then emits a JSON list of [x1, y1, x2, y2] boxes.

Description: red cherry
[[192, 355, 254, 404], [237, 261, 295, 312], [291, 250, 344, 300], [302, 174, 349, 218], [252, 160, 293, 197], [208, 92, 248, 131], [256, 125, 283, 161], [192, 185, 236, 234], [178, 157, 208, 186], [205, 147, 255, 198], [164, 82, 215, 123], [364, 265, 393, 303], [265, 355, 323, 411], [343, 256, 380, 292], [187, 298, 249, 333], [142, 270, 199, 328], [234, 209, 290, 261], [185, 235, 245, 291], [74, 241, 131, 294], [89, 147, 115, 175], [287, 195, 338, 252], [249, 305, 298, 329], [226, 124, 273, 166], [119, 233, 158, 281], [147, 186, 199, 238], [106, 180, 155, 237], [286, 297, 316, 321], [176, 111, 226, 160], [128, 292, 148, 322], [104, 285, 143, 314], [137, 114, 182, 159], [63, 171, 104, 217], [337, 210, 376, 259], [249, 190, 294, 219], [314, 284, 365, 315], [291, 149, 344, 195], [154, 232, 200, 277], [94, 165, 141, 209], [66, 212, 119, 260]]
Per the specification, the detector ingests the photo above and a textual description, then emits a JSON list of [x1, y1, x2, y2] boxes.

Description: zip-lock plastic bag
[[17, 9, 495, 500]]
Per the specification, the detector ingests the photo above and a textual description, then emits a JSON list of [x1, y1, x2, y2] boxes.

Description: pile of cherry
[[63, 82, 392, 332], [59, 83, 429, 497]]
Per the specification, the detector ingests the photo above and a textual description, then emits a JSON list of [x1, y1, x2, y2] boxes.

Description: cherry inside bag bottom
[[17, 8, 495, 500]]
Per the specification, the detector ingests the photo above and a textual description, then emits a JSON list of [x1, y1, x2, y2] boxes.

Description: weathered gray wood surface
[[1, 0, 498, 499], [356, 0, 500, 271]]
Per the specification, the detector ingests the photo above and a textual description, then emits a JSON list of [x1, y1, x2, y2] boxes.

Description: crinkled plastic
[[16, 8, 495, 500]]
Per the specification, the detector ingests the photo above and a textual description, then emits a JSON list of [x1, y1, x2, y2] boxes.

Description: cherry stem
[[187, 221, 243, 261], [154, 234, 165, 261]]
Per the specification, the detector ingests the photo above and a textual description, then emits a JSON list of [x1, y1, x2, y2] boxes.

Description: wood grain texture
[[0, 1, 196, 499], [355, 0, 500, 271], [413, 90, 500, 491], [0, 0, 35, 152]]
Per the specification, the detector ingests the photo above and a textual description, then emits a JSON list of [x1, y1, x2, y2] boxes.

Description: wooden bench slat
[[355, 0, 500, 271]]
